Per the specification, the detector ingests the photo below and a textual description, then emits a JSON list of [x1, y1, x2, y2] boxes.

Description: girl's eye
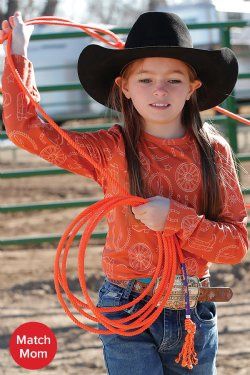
[[138, 78, 152, 83], [169, 79, 181, 84]]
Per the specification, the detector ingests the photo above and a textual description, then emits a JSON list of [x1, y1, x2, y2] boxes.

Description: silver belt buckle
[[153, 275, 200, 310]]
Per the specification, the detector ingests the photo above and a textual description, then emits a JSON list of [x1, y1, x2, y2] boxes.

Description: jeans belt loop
[[122, 279, 137, 299]]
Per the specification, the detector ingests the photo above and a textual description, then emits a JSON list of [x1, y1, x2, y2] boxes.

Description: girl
[[1, 11, 248, 375]]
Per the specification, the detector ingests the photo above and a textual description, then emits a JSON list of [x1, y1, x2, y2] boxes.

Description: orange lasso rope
[[1, 16, 249, 369]]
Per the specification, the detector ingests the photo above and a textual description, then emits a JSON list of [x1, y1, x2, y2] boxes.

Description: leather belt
[[107, 275, 233, 310]]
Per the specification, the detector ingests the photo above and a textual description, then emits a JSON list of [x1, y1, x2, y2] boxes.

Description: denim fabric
[[97, 277, 218, 375]]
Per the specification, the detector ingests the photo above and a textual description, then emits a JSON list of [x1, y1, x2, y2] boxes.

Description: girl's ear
[[115, 77, 121, 87], [115, 76, 131, 99], [187, 80, 202, 100]]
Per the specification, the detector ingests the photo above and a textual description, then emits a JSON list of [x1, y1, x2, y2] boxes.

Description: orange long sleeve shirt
[[1, 54, 249, 280]]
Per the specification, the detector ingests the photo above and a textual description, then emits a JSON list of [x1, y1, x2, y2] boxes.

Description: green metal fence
[[1, 20, 250, 246]]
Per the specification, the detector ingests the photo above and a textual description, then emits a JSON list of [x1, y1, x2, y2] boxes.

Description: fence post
[[220, 26, 241, 180]]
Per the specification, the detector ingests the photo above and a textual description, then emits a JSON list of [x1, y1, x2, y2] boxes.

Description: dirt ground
[[1, 121, 250, 375]]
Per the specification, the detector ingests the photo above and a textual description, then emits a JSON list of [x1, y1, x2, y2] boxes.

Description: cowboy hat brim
[[77, 44, 238, 112]]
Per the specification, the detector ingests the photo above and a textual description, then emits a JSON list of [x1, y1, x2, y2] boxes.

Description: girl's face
[[115, 57, 202, 134]]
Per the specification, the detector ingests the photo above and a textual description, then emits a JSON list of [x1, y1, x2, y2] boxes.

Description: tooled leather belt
[[107, 275, 233, 310]]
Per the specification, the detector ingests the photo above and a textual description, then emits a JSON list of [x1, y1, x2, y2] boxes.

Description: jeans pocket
[[96, 281, 127, 308], [193, 301, 217, 325], [96, 282, 131, 345]]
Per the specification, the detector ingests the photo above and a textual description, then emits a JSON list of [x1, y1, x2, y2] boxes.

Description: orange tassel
[[175, 318, 198, 369]]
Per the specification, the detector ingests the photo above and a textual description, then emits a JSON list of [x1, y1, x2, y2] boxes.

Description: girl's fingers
[[9, 16, 14, 28], [2, 20, 8, 29], [2, 20, 11, 32], [12, 12, 23, 25]]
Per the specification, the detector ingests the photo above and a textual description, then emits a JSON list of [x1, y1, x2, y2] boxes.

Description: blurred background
[[0, 1, 250, 374]]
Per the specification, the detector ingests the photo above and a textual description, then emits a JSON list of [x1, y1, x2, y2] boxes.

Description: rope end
[[175, 318, 198, 370]]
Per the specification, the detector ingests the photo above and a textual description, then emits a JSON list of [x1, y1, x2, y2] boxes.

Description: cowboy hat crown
[[125, 12, 193, 49]]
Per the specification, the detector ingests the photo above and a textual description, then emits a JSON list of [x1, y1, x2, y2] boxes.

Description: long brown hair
[[107, 58, 232, 221]]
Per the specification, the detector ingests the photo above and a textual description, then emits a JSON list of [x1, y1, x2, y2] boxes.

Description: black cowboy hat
[[77, 11, 238, 111]]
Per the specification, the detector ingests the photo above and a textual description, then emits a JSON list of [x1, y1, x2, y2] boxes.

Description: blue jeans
[[97, 277, 218, 375]]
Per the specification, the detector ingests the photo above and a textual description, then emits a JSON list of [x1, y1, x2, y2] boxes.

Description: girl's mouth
[[149, 103, 171, 110]]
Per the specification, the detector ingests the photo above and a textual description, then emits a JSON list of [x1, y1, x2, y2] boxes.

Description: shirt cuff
[[5, 54, 32, 73], [163, 199, 201, 237]]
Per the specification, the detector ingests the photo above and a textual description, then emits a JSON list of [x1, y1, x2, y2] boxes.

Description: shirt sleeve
[[163, 137, 249, 265], [1, 54, 122, 187]]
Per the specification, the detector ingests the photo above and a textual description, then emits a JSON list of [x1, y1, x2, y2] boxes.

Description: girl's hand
[[0, 11, 34, 57], [132, 195, 170, 232]]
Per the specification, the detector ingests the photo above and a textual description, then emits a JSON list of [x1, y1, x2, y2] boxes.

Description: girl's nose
[[153, 82, 168, 96]]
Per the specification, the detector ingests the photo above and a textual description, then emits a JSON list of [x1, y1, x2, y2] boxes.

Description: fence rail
[[0, 232, 106, 246], [2, 198, 98, 212]]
